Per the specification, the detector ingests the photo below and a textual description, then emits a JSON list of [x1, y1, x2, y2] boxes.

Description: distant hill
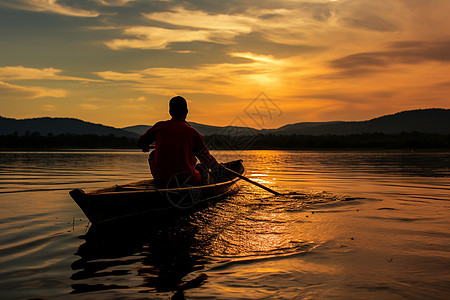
[[267, 109, 450, 135], [0, 116, 138, 137], [121, 125, 150, 136], [190, 122, 258, 136], [122, 121, 258, 136], [266, 121, 345, 135], [2, 109, 449, 139], [124, 109, 450, 136]]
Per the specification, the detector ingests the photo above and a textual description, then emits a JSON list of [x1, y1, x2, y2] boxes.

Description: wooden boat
[[69, 160, 244, 225]]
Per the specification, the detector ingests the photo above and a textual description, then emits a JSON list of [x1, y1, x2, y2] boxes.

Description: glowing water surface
[[0, 150, 449, 299]]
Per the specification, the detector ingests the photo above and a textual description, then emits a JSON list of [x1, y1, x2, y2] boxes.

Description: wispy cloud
[[80, 103, 100, 110], [0, 66, 95, 100], [106, 7, 326, 50], [329, 40, 450, 77], [0, 66, 102, 82], [126, 96, 147, 103], [95, 51, 289, 97], [105, 27, 214, 50], [104, 6, 263, 50], [0, 81, 66, 99], [95, 0, 135, 6], [42, 104, 56, 111], [0, 0, 99, 17], [118, 96, 149, 111], [142, 8, 255, 33]]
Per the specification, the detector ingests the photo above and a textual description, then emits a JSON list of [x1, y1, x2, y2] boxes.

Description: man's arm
[[193, 132, 218, 169], [137, 127, 156, 152]]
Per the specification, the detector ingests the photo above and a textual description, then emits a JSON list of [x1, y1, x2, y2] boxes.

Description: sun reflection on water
[[189, 189, 331, 263]]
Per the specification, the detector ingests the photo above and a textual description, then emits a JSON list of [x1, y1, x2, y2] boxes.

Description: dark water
[[0, 150, 449, 299]]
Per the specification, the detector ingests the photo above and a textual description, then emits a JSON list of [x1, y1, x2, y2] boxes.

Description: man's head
[[169, 96, 188, 118]]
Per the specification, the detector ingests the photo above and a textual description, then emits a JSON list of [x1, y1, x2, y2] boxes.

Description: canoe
[[69, 160, 244, 225]]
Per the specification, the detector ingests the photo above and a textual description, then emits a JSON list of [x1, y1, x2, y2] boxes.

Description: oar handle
[[221, 165, 281, 196]]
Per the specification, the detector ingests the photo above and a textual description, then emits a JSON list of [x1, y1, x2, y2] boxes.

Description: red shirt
[[137, 119, 217, 182]]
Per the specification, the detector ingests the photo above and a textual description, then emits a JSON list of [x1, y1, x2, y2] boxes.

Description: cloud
[[142, 8, 255, 33], [0, 81, 66, 99], [335, 0, 401, 32], [295, 89, 399, 105], [90, 70, 144, 81], [95, 0, 135, 6], [119, 96, 149, 110], [0, 81, 38, 99], [80, 103, 100, 110], [95, 51, 289, 97], [101, 1, 419, 54], [105, 6, 331, 50], [341, 14, 397, 32], [329, 40, 450, 77], [433, 81, 450, 88], [0, 0, 99, 17], [126, 96, 147, 103], [0, 66, 102, 82], [99, 2, 410, 54], [104, 6, 276, 50], [42, 104, 56, 111], [389, 41, 450, 63], [105, 27, 214, 50]]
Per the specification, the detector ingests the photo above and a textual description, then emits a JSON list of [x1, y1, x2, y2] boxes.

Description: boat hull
[[70, 160, 244, 225]]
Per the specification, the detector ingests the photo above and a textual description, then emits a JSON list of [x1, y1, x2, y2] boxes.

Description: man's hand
[[141, 145, 155, 152]]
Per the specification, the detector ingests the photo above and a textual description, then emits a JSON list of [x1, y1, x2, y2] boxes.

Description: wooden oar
[[221, 165, 282, 196]]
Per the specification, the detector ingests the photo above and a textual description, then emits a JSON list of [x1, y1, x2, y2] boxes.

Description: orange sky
[[0, 0, 449, 128]]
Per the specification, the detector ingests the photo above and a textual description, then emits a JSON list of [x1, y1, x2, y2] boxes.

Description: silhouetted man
[[137, 96, 218, 185]]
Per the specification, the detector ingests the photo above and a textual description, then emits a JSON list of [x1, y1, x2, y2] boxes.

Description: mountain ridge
[[122, 122, 258, 137], [1, 109, 449, 137], [0, 116, 138, 137], [271, 109, 450, 135], [123, 109, 450, 136]]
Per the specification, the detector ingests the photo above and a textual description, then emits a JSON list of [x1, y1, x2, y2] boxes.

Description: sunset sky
[[1, 0, 449, 128]]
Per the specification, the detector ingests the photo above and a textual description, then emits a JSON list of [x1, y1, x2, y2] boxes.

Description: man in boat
[[137, 96, 219, 185]]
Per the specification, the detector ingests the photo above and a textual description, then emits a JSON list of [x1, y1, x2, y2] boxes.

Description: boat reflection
[[71, 216, 208, 298]]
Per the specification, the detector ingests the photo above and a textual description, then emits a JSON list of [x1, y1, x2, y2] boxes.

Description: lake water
[[0, 150, 449, 299]]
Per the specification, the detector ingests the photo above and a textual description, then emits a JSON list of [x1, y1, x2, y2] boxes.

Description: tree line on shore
[[1, 131, 449, 150], [0, 132, 137, 149]]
